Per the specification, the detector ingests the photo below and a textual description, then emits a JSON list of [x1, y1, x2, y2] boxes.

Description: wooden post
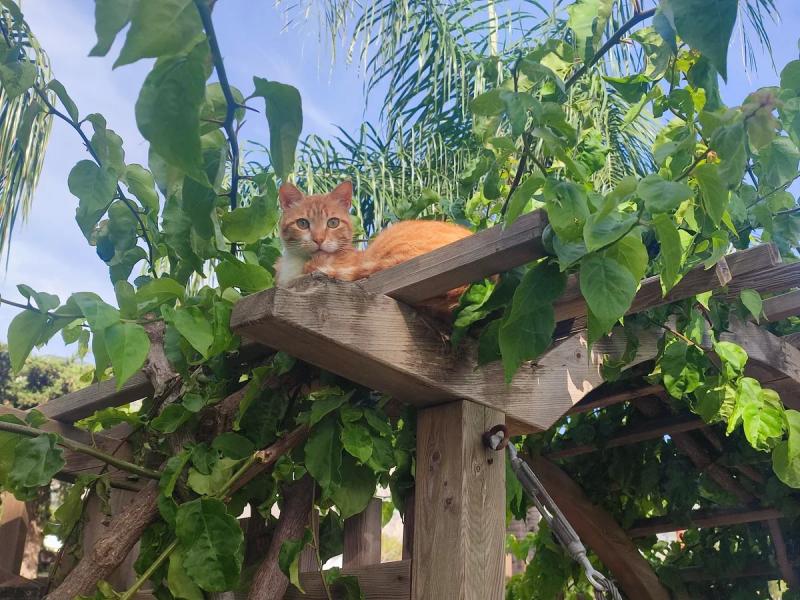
[[412, 400, 505, 600], [0, 492, 29, 576], [298, 510, 320, 573], [343, 498, 382, 569]]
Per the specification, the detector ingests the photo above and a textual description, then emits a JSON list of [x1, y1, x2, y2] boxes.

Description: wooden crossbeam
[[723, 260, 800, 298], [39, 372, 153, 423], [554, 244, 780, 323], [627, 507, 783, 537], [547, 414, 705, 459], [284, 560, 411, 600], [764, 289, 800, 322], [767, 519, 800, 588], [568, 383, 664, 415], [361, 210, 547, 303], [231, 276, 660, 433], [0, 406, 138, 488]]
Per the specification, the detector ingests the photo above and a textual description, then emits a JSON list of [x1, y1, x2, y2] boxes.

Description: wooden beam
[[343, 498, 382, 569], [764, 289, 800, 322], [766, 519, 800, 588], [39, 372, 153, 424], [568, 383, 664, 415], [529, 456, 671, 600], [627, 507, 783, 537], [722, 260, 800, 298], [0, 406, 138, 487], [284, 560, 411, 600], [547, 414, 705, 459], [720, 318, 800, 387], [554, 244, 780, 323], [412, 401, 505, 600], [361, 210, 547, 303], [677, 562, 790, 582], [0, 492, 28, 576], [231, 276, 660, 433]]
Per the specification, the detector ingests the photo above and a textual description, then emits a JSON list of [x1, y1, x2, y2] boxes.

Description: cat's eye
[[296, 218, 310, 230], [327, 218, 340, 228]]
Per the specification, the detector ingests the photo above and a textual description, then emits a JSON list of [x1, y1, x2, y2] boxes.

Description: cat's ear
[[329, 181, 353, 211], [279, 183, 304, 209]]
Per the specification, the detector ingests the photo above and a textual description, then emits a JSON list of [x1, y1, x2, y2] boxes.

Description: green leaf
[[499, 261, 566, 382], [175, 498, 244, 592], [773, 410, 800, 488], [0, 46, 36, 99], [167, 548, 204, 600], [135, 41, 210, 185], [694, 163, 728, 226], [505, 176, 544, 226], [583, 209, 637, 252], [305, 415, 343, 491], [758, 137, 800, 190], [216, 257, 273, 293], [741, 388, 786, 451], [49, 475, 98, 541], [252, 78, 303, 181], [603, 233, 648, 283], [713, 341, 748, 373], [151, 404, 192, 434], [69, 160, 118, 239], [711, 122, 747, 186], [8, 433, 65, 489], [124, 164, 160, 215], [652, 213, 683, 294], [171, 306, 214, 358], [279, 529, 313, 593], [46, 80, 79, 122], [115, 0, 203, 67], [739, 289, 763, 322], [470, 89, 505, 116], [543, 180, 589, 241], [7, 311, 48, 373], [71, 292, 120, 331], [90, 0, 136, 57], [159, 450, 191, 497], [104, 322, 150, 389], [781, 61, 800, 94], [221, 192, 280, 244], [579, 252, 638, 336], [664, 0, 737, 80], [212, 433, 255, 460], [136, 278, 185, 313], [329, 454, 377, 519], [636, 174, 693, 213], [341, 423, 373, 464], [567, 0, 613, 61], [308, 389, 352, 427]]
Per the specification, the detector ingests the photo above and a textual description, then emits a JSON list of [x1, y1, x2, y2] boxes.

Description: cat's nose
[[312, 235, 325, 245]]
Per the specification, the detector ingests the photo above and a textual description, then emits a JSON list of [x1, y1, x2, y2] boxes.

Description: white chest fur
[[277, 250, 308, 286]]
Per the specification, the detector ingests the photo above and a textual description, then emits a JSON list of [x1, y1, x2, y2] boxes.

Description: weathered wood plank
[[767, 519, 800, 588], [39, 372, 153, 424], [529, 456, 671, 600], [720, 318, 800, 387], [361, 211, 547, 303], [0, 492, 28, 576], [722, 260, 800, 298], [627, 507, 783, 537], [546, 414, 705, 459], [284, 560, 411, 600], [0, 406, 138, 487], [554, 243, 780, 322], [568, 383, 664, 415], [412, 401, 505, 600], [232, 276, 660, 432], [343, 498, 382, 569], [764, 289, 800, 322]]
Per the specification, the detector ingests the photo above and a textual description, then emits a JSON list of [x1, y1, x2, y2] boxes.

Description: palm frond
[[0, 5, 53, 259]]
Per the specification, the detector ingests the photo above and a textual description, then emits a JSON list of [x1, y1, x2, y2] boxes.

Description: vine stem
[[506, 7, 657, 198], [32, 87, 159, 277], [119, 540, 179, 600], [194, 0, 240, 212], [0, 420, 160, 480]]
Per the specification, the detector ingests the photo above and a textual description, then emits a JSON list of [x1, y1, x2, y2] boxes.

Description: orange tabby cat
[[275, 181, 472, 316]]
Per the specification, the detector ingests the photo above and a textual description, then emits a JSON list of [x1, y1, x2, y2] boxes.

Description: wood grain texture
[[567, 383, 664, 415], [722, 260, 800, 298], [0, 406, 136, 487], [412, 401, 505, 600], [764, 289, 800, 322], [232, 276, 660, 433], [39, 372, 153, 424], [361, 210, 547, 303], [0, 492, 28, 576], [343, 498, 382, 569], [546, 414, 705, 459], [284, 560, 411, 600], [298, 510, 320, 573], [529, 456, 671, 600], [766, 519, 799, 588], [720, 318, 800, 387], [627, 507, 783, 537]]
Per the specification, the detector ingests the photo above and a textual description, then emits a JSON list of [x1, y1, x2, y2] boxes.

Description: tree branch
[[194, 0, 240, 212], [0, 419, 160, 480]]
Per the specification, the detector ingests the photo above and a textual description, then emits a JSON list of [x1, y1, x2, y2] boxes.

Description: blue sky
[[2, 0, 799, 358]]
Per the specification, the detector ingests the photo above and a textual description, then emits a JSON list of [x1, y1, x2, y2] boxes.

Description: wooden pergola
[[2, 209, 799, 598]]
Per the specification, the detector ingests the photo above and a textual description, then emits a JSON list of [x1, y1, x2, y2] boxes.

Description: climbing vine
[[0, 0, 797, 598]]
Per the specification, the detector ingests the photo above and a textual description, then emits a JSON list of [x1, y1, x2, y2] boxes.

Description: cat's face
[[278, 181, 354, 256]]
